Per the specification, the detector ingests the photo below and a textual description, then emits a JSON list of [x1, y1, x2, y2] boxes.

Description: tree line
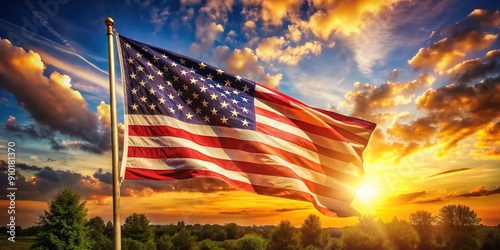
[[6, 188, 500, 250]]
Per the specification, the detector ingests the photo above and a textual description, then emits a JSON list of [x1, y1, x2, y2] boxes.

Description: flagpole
[[105, 17, 121, 250]]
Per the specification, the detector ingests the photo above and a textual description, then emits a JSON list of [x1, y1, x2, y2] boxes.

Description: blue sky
[[0, 0, 499, 227]]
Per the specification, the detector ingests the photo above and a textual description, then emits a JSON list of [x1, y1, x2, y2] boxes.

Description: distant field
[[0, 236, 35, 250]]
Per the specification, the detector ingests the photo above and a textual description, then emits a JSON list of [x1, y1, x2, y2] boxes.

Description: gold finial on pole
[[105, 17, 114, 35], [105, 16, 121, 250]]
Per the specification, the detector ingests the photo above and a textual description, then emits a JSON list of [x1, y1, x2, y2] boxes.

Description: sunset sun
[[356, 183, 379, 202]]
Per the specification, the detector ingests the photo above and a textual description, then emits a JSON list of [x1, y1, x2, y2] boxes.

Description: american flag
[[118, 34, 376, 216]]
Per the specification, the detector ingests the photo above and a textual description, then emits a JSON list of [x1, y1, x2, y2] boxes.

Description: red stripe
[[128, 124, 362, 180], [125, 167, 359, 217], [127, 146, 358, 200]]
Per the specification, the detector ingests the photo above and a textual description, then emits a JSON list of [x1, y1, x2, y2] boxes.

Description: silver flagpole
[[104, 17, 121, 250]]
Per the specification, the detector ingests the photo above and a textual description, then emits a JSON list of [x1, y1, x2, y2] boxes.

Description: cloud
[[409, 9, 499, 73], [384, 191, 429, 206], [385, 186, 500, 205], [255, 36, 323, 65], [446, 49, 500, 84], [190, 22, 225, 54], [423, 168, 473, 180], [150, 6, 170, 32]]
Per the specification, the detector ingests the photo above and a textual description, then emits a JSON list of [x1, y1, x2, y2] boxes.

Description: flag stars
[[149, 103, 156, 110], [220, 116, 228, 124], [179, 57, 186, 65], [190, 78, 198, 84], [231, 109, 239, 117], [190, 67, 195, 73], [224, 90, 231, 95], [124, 43, 131, 49], [153, 55, 159, 62], [173, 75, 179, 81], [168, 107, 175, 113], [141, 47, 148, 52], [177, 104, 184, 110], [149, 88, 156, 95], [163, 65, 169, 72], [140, 96, 147, 102], [171, 62, 177, 67], [210, 93, 217, 100], [166, 81, 172, 86], [215, 83, 222, 88], [135, 52, 143, 58], [137, 65, 144, 72], [180, 69, 187, 76], [186, 112, 193, 119], [216, 69, 224, 75], [195, 107, 202, 114], [147, 61, 153, 67], [127, 57, 134, 64], [168, 94, 175, 100], [220, 101, 229, 108], [158, 85, 165, 91], [130, 73, 137, 79], [242, 119, 249, 126], [182, 84, 189, 90], [139, 80, 146, 87], [203, 115, 210, 122], [131, 88, 138, 94], [242, 85, 250, 92], [231, 99, 239, 105], [206, 73, 213, 80], [201, 100, 209, 107], [235, 75, 242, 81], [186, 98, 193, 106], [242, 107, 249, 113], [232, 90, 239, 95], [210, 108, 218, 115], [162, 53, 168, 58], [199, 62, 206, 70], [156, 70, 163, 76], [192, 92, 199, 99], [242, 97, 248, 103], [147, 74, 154, 80], [131, 103, 138, 110], [224, 79, 232, 86], [158, 97, 166, 104], [200, 86, 208, 92]]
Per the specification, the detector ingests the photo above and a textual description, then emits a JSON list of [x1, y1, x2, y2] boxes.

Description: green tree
[[122, 238, 156, 250], [197, 239, 224, 250], [341, 215, 386, 250], [438, 204, 482, 250], [300, 214, 328, 249], [30, 189, 91, 250], [104, 221, 113, 239], [409, 210, 435, 250], [87, 216, 112, 250], [236, 233, 267, 250], [482, 228, 500, 250], [268, 220, 301, 250], [170, 227, 198, 250], [225, 223, 241, 239], [385, 218, 419, 250], [156, 234, 175, 250], [122, 213, 154, 242]]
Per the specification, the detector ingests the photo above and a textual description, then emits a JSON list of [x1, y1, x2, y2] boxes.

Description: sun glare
[[356, 183, 379, 202]]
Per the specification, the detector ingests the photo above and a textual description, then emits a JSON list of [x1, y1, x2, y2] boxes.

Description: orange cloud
[[255, 36, 322, 65]]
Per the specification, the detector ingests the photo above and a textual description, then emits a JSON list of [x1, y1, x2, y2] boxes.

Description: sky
[[0, 0, 499, 228]]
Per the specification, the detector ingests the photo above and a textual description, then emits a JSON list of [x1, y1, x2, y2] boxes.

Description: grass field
[[0, 236, 35, 250]]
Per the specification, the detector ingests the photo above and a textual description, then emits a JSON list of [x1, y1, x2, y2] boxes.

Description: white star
[[168, 94, 175, 100], [203, 115, 210, 122], [156, 70, 163, 76], [201, 100, 209, 107], [216, 68, 224, 75], [180, 69, 187, 76], [224, 90, 231, 95], [153, 55, 159, 62], [158, 85, 165, 91], [199, 62, 206, 70], [127, 57, 134, 64], [231, 99, 239, 105], [171, 62, 177, 67], [131, 103, 138, 110], [210, 108, 218, 115], [200, 77, 205, 82], [206, 73, 213, 80], [195, 107, 202, 114], [141, 47, 148, 52], [224, 79, 231, 86], [200, 86, 208, 92], [147, 74, 154, 80], [166, 81, 172, 86], [179, 57, 186, 64], [220, 116, 228, 124], [139, 80, 146, 87], [163, 65, 169, 72], [131, 88, 138, 94], [210, 93, 217, 100], [242, 85, 250, 92], [242, 119, 249, 126], [192, 92, 199, 99], [124, 43, 131, 49], [209, 84, 214, 88], [242, 107, 249, 113], [177, 90, 183, 96], [233, 90, 239, 95], [168, 107, 175, 113], [235, 75, 242, 81], [190, 67, 195, 73], [220, 101, 229, 108], [177, 104, 184, 110], [149, 103, 156, 110], [215, 83, 222, 88], [186, 98, 193, 105], [162, 53, 168, 58], [147, 61, 153, 67], [186, 113, 193, 119], [149, 88, 156, 95], [137, 65, 144, 72], [158, 97, 166, 104], [135, 52, 142, 58], [231, 109, 239, 117], [130, 73, 136, 79], [190, 78, 198, 84], [242, 97, 248, 102], [140, 96, 147, 102]]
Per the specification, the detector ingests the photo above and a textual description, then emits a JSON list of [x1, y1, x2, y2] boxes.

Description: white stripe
[[127, 135, 361, 192], [126, 157, 353, 210], [127, 115, 363, 173]]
